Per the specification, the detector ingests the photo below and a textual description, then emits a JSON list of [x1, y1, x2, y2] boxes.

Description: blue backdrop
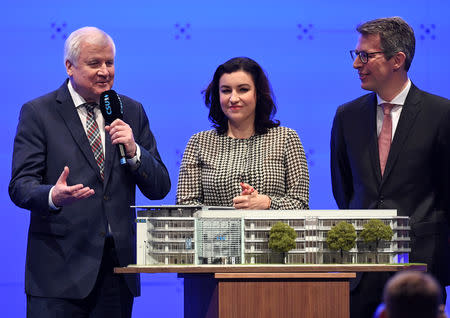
[[2, 1, 449, 316]]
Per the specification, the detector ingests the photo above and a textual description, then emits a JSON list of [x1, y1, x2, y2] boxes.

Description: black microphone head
[[100, 90, 123, 124]]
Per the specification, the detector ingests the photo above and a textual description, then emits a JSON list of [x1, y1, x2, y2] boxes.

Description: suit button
[[100, 231, 106, 237], [103, 195, 109, 201]]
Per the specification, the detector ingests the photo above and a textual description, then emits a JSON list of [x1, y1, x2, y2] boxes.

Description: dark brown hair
[[204, 57, 280, 135], [357, 17, 415, 71], [383, 271, 442, 318]]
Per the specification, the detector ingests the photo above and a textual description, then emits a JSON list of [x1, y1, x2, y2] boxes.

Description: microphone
[[99, 90, 127, 165]]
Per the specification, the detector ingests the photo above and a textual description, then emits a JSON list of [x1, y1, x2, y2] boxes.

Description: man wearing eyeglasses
[[331, 17, 450, 317]]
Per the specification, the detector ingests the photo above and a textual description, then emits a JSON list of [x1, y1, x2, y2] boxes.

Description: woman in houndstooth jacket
[[176, 57, 309, 210]]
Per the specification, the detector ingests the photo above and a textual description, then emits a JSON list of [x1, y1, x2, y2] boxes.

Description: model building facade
[[135, 206, 410, 265]]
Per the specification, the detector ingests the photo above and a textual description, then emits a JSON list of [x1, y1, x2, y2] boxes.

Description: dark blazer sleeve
[[435, 101, 450, 226], [125, 99, 170, 200], [330, 105, 354, 209], [9, 101, 54, 215]]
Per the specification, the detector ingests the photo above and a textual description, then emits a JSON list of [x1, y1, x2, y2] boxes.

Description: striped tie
[[84, 103, 104, 180]]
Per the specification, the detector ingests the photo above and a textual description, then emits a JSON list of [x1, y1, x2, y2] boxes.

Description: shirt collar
[[377, 79, 411, 106], [67, 80, 87, 109]]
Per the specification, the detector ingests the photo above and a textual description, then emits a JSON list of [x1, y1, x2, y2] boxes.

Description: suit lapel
[[55, 81, 104, 183], [381, 84, 422, 183], [365, 94, 383, 184]]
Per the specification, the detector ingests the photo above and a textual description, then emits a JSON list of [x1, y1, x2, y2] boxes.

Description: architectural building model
[[135, 206, 410, 265]]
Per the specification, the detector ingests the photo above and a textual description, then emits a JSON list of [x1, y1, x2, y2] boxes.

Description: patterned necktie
[[84, 103, 104, 180], [378, 103, 394, 176]]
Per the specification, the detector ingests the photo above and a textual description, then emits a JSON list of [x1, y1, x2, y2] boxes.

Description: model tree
[[359, 219, 393, 264], [268, 222, 296, 264], [326, 221, 357, 263]]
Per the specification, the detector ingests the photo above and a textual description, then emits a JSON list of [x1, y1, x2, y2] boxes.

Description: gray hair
[[357, 17, 415, 71], [64, 26, 116, 65]]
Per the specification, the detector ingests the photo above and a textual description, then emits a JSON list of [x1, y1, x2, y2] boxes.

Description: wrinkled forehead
[[82, 31, 114, 49], [77, 40, 115, 60]]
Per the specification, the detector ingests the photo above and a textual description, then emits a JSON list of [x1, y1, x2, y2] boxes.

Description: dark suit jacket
[[331, 84, 450, 285], [9, 81, 171, 298]]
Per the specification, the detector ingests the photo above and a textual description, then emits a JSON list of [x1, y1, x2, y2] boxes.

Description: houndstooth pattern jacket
[[176, 126, 309, 209]]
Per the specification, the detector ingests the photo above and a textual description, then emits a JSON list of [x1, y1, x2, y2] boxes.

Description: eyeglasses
[[350, 50, 385, 64]]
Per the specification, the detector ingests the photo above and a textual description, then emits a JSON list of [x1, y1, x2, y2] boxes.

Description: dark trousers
[[27, 237, 134, 318], [350, 272, 394, 318]]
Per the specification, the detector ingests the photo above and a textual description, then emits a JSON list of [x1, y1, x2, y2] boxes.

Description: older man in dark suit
[[9, 26, 171, 317], [331, 17, 450, 317]]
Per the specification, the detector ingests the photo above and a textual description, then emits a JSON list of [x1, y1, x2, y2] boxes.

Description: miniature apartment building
[[135, 206, 410, 265]]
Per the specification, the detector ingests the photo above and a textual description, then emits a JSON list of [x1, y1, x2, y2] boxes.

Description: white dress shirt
[[376, 79, 412, 141], [68, 80, 107, 152]]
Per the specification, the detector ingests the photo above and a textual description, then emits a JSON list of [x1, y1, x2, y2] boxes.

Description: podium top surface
[[133, 206, 404, 220], [114, 264, 426, 274], [132, 205, 398, 215]]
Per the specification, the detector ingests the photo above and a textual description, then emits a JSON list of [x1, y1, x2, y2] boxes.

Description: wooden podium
[[115, 264, 425, 318]]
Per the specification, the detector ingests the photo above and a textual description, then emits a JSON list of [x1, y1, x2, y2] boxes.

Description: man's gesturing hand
[[51, 166, 95, 207]]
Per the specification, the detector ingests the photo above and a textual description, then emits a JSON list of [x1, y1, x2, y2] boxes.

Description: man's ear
[[392, 52, 406, 71], [65, 60, 74, 77]]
